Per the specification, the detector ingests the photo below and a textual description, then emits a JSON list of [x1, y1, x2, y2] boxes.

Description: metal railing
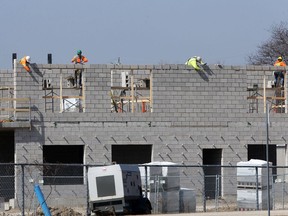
[[0, 164, 287, 215]]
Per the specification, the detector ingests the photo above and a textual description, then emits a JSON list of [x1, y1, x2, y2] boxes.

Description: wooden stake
[[285, 71, 287, 113], [131, 71, 134, 113], [60, 70, 63, 113], [82, 69, 86, 112], [263, 76, 266, 113], [150, 70, 153, 113]]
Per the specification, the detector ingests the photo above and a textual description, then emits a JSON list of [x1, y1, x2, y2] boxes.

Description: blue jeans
[[274, 71, 284, 86]]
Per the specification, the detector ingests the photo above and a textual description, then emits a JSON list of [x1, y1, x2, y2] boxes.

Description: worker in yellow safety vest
[[185, 56, 206, 71]]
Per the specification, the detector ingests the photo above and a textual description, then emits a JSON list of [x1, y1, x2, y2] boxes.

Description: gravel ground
[[162, 210, 288, 216], [1, 208, 288, 216]]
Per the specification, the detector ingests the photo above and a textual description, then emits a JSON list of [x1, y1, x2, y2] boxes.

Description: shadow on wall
[[195, 65, 215, 82], [28, 63, 43, 84], [31, 105, 45, 153], [202, 65, 214, 76]]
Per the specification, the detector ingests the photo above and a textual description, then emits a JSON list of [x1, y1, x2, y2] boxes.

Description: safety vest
[[274, 60, 286, 67], [185, 57, 200, 70], [19, 57, 31, 72], [72, 55, 88, 64]]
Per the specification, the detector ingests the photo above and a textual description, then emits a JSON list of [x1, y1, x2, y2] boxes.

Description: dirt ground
[[0, 207, 85, 216], [1, 208, 288, 216], [162, 210, 288, 216]]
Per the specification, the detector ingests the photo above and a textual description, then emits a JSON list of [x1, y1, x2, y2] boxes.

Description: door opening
[[203, 148, 222, 199]]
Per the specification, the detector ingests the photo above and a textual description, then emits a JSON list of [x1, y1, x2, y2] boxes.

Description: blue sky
[[1, 0, 288, 69]]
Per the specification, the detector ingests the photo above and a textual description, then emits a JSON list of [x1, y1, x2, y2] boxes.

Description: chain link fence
[[0, 164, 287, 215]]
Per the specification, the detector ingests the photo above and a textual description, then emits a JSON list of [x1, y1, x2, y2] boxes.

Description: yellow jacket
[[185, 57, 205, 70]]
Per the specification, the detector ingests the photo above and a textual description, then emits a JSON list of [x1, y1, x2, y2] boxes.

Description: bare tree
[[247, 22, 288, 65]]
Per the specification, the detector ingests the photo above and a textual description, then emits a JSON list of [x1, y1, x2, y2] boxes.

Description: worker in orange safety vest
[[273, 56, 286, 87], [71, 50, 88, 88], [19, 56, 31, 72]]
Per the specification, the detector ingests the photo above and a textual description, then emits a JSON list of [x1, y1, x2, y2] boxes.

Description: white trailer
[[88, 164, 151, 215]]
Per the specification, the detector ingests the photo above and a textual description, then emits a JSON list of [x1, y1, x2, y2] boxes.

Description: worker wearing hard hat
[[71, 50, 88, 88], [19, 56, 31, 72], [185, 56, 206, 71], [273, 56, 286, 87], [71, 50, 88, 64]]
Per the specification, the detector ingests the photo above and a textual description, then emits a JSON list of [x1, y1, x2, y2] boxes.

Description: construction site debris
[[0, 119, 13, 123], [36, 206, 83, 216]]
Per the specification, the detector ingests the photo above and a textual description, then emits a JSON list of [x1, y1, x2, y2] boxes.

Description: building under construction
[[0, 59, 287, 208]]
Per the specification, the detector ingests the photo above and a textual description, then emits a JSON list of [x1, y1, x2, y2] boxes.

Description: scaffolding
[[110, 69, 153, 113], [247, 75, 287, 113], [42, 69, 85, 113], [0, 86, 31, 125]]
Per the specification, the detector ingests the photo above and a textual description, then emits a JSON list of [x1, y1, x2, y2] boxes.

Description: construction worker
[[273, 56, 286, 87], [185, 56, 206, 71], [71, 50, 88, 88], [19, 56, 31, 72]]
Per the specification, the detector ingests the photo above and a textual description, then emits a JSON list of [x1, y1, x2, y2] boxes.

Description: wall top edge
[[10, 63, 286, 72]]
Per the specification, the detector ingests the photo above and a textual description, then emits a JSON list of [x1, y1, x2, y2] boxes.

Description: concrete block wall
[[111, 69, 151, 86], [152, 66, 247, 126], [8, 63, 288, 207], [0, 69, 13, 87], [246, 65, 281, 87]]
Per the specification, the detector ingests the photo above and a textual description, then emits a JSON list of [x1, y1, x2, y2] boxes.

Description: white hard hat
[[26, 56, 31, 62], [196, 56, 202, 61]]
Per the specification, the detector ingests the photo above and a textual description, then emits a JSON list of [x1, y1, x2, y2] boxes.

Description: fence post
[[282, 173, 285, 209], [156, 175, 159, 213], [21, 164, 25, 216], [85, 165, 90, 216], [215, 174, 219, 211], [203, 172, 206, 212], [152, 175, 157, 214], [256, 167, 259, 210], [272, 175, 275, 210], [145, 166, 148, 198]]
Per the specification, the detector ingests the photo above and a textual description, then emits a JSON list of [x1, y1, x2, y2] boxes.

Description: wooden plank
[[43, 87, 75, 90], [0, 87, 14, 90], [266, 96, 285, 100], [111, 86, 149, 90], [247, 96, 285, 100], [272, 105, 286, 108], [0, 98, 30, 102], [117, 99, 150, 103], [0, 108, 30, 112], [251, 87, 283, 91], [111, 96, 150, 100], [247, 96, 263, 99], [42, 96, 83, 99]]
